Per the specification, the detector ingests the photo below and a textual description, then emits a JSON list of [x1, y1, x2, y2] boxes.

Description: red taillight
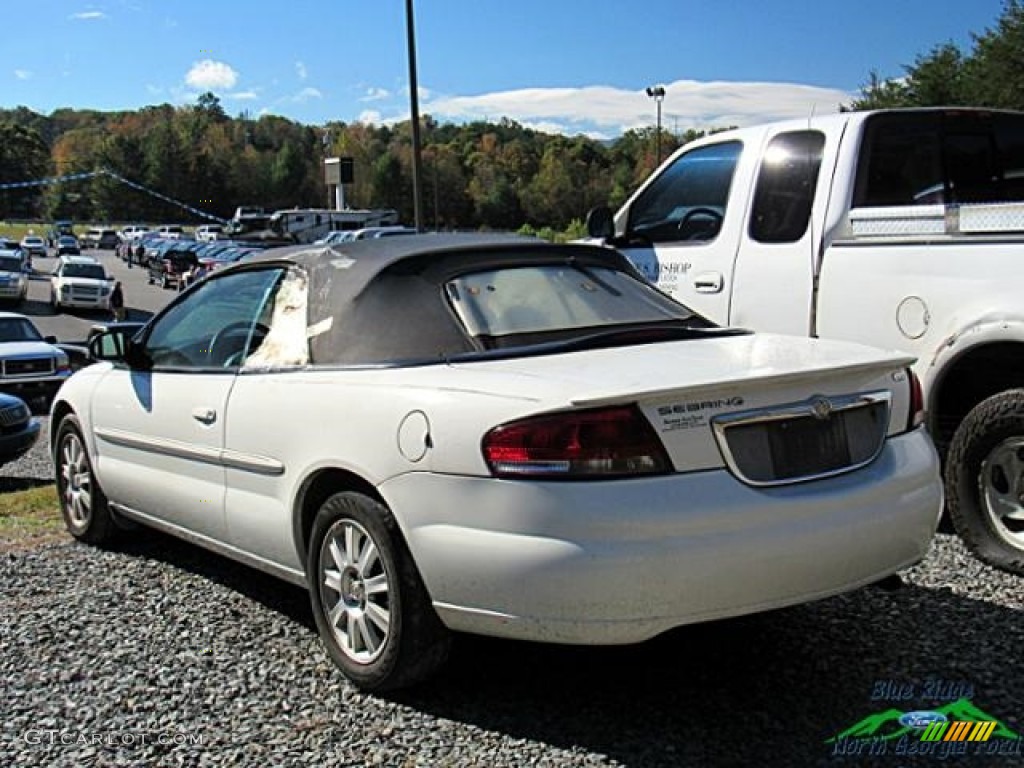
[[482, 405, 671, 479], [907, 368, 925, 431]]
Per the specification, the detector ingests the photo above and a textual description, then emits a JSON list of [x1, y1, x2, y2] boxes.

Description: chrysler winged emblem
[[810, 396, 833, 420]]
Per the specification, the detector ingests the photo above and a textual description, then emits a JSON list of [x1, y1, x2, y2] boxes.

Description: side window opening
[[626, 141, 742, 244], [749, 131, 825, 244], [854, 111, 1024, 208], [242, 269, 309, 369], [143, 268, 297, 370]]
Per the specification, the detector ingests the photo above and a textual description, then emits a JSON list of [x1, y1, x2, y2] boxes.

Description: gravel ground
[[1, 422, 1022, 767]]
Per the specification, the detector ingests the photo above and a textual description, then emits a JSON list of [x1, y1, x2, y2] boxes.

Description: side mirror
[[89, 328, 149, 368], [586, 206, 615, 240], [44, 335, 58, 344]]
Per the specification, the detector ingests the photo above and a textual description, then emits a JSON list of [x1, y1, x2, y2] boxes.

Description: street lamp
[[646, 85, 666, 166], [405, 0, 424, 231]]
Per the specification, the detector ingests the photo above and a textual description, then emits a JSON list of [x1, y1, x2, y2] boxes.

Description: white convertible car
[[52, 233, 942, 691]]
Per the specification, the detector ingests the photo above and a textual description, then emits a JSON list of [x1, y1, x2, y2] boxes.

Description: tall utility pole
[[646, 85, 666, 166], [405, 0, 424, 231]]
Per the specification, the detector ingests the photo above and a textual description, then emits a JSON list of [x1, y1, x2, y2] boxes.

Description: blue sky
[[2, 0, 1010, 138]]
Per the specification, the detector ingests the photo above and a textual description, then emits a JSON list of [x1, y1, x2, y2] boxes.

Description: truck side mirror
[[586, 206, 615, 240]]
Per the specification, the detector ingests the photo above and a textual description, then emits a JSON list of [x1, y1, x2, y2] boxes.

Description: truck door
[[612, 137, 758, 325], [728, 129, 830, 335]]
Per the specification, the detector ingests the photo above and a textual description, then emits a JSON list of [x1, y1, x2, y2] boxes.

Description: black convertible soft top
[[239, 232, 653, 366]]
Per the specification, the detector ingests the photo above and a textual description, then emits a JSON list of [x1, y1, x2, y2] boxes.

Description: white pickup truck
[[586, 107, 1024, 575]]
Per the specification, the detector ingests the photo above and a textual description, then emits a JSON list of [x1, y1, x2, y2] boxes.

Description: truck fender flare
[[926, 317, 1024, 405]]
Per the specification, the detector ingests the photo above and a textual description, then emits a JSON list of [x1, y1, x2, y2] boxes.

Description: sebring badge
[[811, 396, 833, 420]]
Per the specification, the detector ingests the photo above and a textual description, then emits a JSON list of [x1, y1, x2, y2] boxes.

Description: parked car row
[[117, 234, 271, 290]]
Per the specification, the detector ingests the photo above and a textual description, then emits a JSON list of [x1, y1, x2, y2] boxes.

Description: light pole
[[646, 85, 666, 166], [405, 0, 424, 231]]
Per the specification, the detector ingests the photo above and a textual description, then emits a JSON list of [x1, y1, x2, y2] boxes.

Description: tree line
[[0, 93, 703, 232]]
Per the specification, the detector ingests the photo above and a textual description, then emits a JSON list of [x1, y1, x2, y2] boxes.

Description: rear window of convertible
[[445, 264, 692, 338]]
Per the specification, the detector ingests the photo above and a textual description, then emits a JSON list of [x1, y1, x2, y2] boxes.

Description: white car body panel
[[89, 367, 233, 540], [380, 430, 938, 644]]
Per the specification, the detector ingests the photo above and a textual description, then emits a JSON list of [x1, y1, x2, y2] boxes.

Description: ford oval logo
[[898, 711, 947, 729], [810, 396, 833, 420]]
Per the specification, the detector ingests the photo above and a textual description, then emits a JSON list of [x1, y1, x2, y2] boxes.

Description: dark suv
[[148, 249, 199, 290]]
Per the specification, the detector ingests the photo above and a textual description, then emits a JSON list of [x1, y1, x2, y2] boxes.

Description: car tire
[[54, 414, 117, 546], [306, 491, 450, 691], [946, 390, 1024, 575]]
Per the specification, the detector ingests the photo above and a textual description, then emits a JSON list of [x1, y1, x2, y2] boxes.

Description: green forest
[[3, 1, 1024, 232], [0, 99, 701, 233]]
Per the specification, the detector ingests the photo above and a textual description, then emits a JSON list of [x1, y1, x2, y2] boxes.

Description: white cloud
[[293, 87, 322, 102], [360, 87, 391, 102], [69, 10, 106, 20], [409, 79, 852, 137], [14, 69, 32, 80], [296, 61, 308, 81], [227, 90, 259, 101], [185, 60, 239, 91], [358, 109, 384, 125], [145, 84, 162, 95], [520, 121, 574, 136]]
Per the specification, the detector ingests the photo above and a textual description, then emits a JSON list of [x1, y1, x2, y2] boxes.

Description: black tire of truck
[[946, 390, 1024, 576]]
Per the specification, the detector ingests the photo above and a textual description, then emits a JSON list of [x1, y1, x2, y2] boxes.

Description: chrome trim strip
[[96, 427, 285, 476], [221, 449, 286, 476], [109, 503, 306, 587], [96, 427, 222, 464], [711, 391, 891, 488]]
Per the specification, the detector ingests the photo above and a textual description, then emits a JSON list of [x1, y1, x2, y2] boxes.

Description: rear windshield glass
[[0, 257, 23, 272], [446, 264, 693, 337]]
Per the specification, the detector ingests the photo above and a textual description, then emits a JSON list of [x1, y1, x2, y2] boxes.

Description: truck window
[[627, 141, 742, 243], [749, 131, 824, 244], [854, 111, 1024, 207]]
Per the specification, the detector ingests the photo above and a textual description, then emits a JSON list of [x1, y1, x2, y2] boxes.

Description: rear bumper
[[379, 429, 942, 644]]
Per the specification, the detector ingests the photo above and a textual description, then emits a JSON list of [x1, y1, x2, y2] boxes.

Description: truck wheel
[[946, 390, 1024, 575]]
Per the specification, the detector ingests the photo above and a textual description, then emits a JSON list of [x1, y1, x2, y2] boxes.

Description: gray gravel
[[1, 426, 1022, 767]]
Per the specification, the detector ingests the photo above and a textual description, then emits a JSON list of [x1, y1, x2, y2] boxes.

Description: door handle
[[192, 407, 217, 425], [693, 271, 724, 293]]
